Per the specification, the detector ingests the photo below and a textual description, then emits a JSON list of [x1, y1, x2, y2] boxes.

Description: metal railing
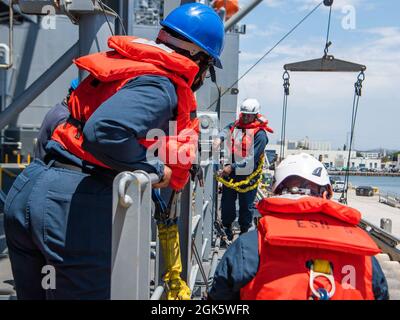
[[111, 165, 216, 299], [111, 111, 219, 300], [379, 192, 400, 209], [0, 0, 13, 70], [111, 170, 157, 300], [359, 219, 400, 262]]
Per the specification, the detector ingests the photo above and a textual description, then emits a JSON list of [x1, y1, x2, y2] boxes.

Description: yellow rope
[[215, 155, 264, 193], [157, 223, 191, 300], [313, 259, 332, 274]]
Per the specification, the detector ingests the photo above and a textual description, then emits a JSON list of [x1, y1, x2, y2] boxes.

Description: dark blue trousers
[[220, 184, 257, 232], [4, 159, 112, 299]]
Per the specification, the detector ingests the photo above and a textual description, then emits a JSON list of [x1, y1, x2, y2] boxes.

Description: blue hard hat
[[160, 3, 225, 68], [70, 78, 79, 90]]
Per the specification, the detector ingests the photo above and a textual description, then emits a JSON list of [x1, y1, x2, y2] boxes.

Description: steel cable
[[207, 1, 324, 110], [340, 71, 365, 204]]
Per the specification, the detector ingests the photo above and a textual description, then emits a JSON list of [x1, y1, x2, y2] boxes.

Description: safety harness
[[308, 259, 336, 300]]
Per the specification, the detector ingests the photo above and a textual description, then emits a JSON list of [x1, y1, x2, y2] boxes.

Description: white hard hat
[[272, 153, 331, 193], [240, 98, 260, 114]]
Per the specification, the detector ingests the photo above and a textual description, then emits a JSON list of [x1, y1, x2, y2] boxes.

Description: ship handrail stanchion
[[150, 285, 165, 300], [111, 111, 220, 300], [111, 171, 158, 300]]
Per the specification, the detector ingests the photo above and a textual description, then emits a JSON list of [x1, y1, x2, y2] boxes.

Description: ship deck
[[1, 189, 399, 300]]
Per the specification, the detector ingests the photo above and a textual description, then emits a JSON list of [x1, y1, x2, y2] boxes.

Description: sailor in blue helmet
[[4, 3, 225, 300]]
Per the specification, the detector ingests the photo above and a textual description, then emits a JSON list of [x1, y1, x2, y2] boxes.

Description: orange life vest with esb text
[[229, 113, 273, 158], [51, 36, 200, 190], [240, 196, 381, 300]]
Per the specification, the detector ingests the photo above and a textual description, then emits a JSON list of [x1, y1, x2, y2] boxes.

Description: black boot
[[240, 226, 249, 235], [224, 225, 233, 241], [220, 225, 233, 248]]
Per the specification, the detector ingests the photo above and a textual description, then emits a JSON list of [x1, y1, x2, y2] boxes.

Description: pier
[[328, 171, 400, 177], [338, 190, 400, 239]]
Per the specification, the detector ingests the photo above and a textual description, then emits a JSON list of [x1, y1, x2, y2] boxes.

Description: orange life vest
[[240, 196, 381, 300], [229, 113, 273, 158], [51, 36, 200, 191], [213, 0, 239, 20]]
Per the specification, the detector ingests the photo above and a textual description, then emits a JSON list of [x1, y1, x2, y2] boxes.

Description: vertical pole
[[202, 162, 214, 259], [118, 0, 133, 34], [178, 182, 193, 282], [0, 69, 7, 159], [164, 0, 181, 18], [194, 180, 204, 292], [0, 70, 7, 112], [126, 0, 134, 34], [78, 12, 115, 79]]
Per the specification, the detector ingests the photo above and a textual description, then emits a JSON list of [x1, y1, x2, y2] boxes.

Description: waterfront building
[[266, 141, 381, 171]]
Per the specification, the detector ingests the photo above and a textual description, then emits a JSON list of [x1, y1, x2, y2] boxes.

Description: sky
[[235, 0, 400, 151]]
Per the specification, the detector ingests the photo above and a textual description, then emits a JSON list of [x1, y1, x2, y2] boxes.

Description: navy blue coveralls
[[208, 230, 389, 300], [33, 101, 69, 161], [4, 75, 176, 299], [218, 124, 268, 237]]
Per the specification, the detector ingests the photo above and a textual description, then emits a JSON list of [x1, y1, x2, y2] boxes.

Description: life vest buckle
[[65, 116, 84, 140], [309, 259, 336, 300]]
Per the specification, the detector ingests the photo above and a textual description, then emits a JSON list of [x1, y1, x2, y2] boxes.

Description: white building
[[351, 158, 381, 171], [359, 151, 380, 159], [266, 144, 381, 170], [266, 144, 354, 168], [280, 138, 332, 152], [382, 161, 398, 171]]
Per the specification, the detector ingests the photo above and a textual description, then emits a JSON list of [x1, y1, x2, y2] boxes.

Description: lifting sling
[[278, 0, 366, 204]]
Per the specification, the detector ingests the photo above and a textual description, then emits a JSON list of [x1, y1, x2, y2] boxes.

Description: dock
[[338, 190, 400, 239], [328, 171, 400, 177]]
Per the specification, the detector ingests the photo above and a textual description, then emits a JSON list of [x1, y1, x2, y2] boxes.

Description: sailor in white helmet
[[208, 153, 388, 300], [272, 152, 333, 198], [213, 98, 273, 245]]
